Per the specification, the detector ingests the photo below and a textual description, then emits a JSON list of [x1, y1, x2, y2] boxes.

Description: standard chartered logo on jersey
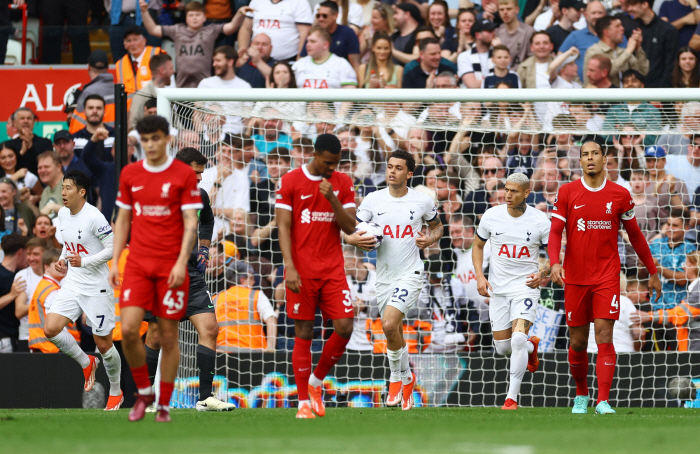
[[577, 218, 612, 231], [300, 208, 335, 224]]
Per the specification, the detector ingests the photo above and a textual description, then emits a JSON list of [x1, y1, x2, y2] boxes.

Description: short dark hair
[[214, 45, 237, 62], [25, 237, 49, 252], [267, 147, 291, 163], [149, 53, 172, 73], [63, 169, 91, 198], [176, 147, 208, 166], [314, 134, 341, 155], [492, 44, 511, 55], [42, 248, 61, 269], [594, 15, 616, 39], [626, 0, 652, 7], [621, 69, 645, 85], [419, 37, 440, 52], [389, 150, 416, 172], [530, 30, 551, 44], [84, 94, 105, 107], [669, 208, 689, 225], [1, 233, 27, 255], [136, 115, 170, 135], [185, 1, 205, 13], [223, 134, 254, 150], [319, 0, 339, 14], [144, 98, 158, 110]]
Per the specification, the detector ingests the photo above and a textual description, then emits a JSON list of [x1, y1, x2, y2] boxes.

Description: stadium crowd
[[2, 0, 700, 357]]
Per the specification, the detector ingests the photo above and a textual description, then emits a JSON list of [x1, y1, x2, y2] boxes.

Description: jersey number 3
[[164, 290, 186, 315]]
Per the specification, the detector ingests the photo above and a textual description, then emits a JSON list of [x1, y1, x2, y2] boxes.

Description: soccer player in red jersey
[[108, 116, 202, 422], [276, 134, 374, 419], [548, 141, 662, 415]]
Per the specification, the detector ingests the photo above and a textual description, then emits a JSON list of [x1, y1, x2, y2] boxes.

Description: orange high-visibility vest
[[215, 286, 266, 351], [115, 46, 163, 93], [365, 319, 432, 354], [28, 277, 80, 353], [650, 301, 700, 351], [108, 248, 148, 341]]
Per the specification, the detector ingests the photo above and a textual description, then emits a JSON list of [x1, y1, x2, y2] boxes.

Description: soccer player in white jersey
[[472, 172, 551, 411], [347, 150, 443, 410], [44, 170, 122, 410]]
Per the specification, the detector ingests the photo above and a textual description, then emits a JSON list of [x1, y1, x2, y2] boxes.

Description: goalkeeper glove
[[196, 246, 210, 275]]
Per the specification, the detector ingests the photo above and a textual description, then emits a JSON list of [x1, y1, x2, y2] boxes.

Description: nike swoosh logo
[[61, 229, 65, 232], [133, 186, 145, 192], [378, 212, 386, 216], [604, 362, 615, 366], [208, 304, 214, 308], [299, 367, 310, 372], [345, 308, 353, 313], [495, 232, 504, 235], [610, 310, 618, 314], [301, 194, 312, 200], [574, 205, 585, 209]]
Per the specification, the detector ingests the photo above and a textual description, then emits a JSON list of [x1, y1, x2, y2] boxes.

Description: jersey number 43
[[164, 290, 185, 315]]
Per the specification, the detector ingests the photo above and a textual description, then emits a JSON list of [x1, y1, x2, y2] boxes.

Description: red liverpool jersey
[[552, 178, 635, 285], [276, 164, 355, 279], [116, 157, 202, 261]]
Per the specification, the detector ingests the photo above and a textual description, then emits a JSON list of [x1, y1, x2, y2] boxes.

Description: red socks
[[313, 333, 349, 381], [596, 343, 616, 404], [568, 347, 589, 396], [130, 364, 151, 391], [159, 381, 174, 408], [293, 337, 312, 401]]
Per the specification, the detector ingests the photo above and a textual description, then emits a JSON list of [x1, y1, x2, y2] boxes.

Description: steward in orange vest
[[365, 318, 432, 354], [28, 276, 80, 353], [116, 27, 164, 94], [108, 247, 148, 341], [642, 300, 700, 351], [69, 50, 118, 134]]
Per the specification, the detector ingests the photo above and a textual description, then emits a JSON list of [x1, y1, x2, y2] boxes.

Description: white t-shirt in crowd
[[534, 9, 587, 31], [14, 171, 38, 192], [197, 76, 253, 135], [587, 295, 636, 353], [346, 269, 377, 351], [14, 267, 43, 340], [457, 49, 490, 80], [476, 205, 550, 296], [356, 188, 438, 284], [247, 0, 313, 61], [204, 167, 251, 238], [293, 53, 358, 89]]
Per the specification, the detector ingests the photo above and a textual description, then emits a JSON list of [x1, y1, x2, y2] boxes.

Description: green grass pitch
[[1, 407, 697, 454]]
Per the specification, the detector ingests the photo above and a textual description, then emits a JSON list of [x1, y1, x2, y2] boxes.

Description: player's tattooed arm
[[416, 217, 444, 249], [540, 260, 551, 279]]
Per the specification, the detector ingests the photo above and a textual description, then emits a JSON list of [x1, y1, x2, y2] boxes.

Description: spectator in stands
[[518, 31, 555, 89], [358, 31, 403, 88], [140, 0, 250, 88], [237, 33, 275, 89], [587, 287, 644, 353], [462, 156, 505, 220], [115, 26, 164, 94], [222, 209, 253, 259], [69, 50, 115, 134], [0, 178, 34, 235], [290, 137, 314, 168], [442, 7, 476, 63], [427, 1, 454, 50], [343, 245, 377, 353], [360, 3, 395, 64], [402, 27, 459, 75], [52, 131, 95, 198], [530, 159, 561, 209], [458, 18, 497, 89], [337, 148, 375, 205], [546, 0, 584, 53], [482, 45, 521, 88], [660, 0, 699, 48], [32, 214, 60, 248], [605, 149, 632, 192], [239, 0, 312, 62], [548, 47, 581, 89], [392, 3, 422, 64], [215, 260, 276, 352], [626, 169, 659, 270], [128, 53, 174, 131], [604, 71, 662, 146], [72, 95, 115, 161], [586, 53, 615, 88], [626, 0, 679, 87], [5, 113, 17, 139], [496, 0, 535, 69], [665, 134, 700, 195], [0, 143, 41, 200], [0, 234, 27, 352], [644, 145, 690, 222], [293, 27, 358, 92], [650, 210, 696, 309], [251, 147, 291, 228], [12, 237, 48, 352], [267, 61, 297, 89], [504, 133, 538, 178], [559, 0, 607, 81], [301, 1, 360, 72], [312, 0, 364, 34], [6, 108, 52, 177], [39, 0, 90, 64], [671, 47, 700, 88], [403, 37, 456, 89], [584, 16, 648, 87], [36, 152, 63, 219], [107, 0, 161, 61], [614, 124, 645, 180], [251, 110, 293, 157]]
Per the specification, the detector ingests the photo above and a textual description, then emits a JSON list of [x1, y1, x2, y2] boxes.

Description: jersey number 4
[[164, 290, 186, 315], [610, 295, 619, 314]]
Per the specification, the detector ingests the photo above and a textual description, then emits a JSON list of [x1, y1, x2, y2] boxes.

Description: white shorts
[[489, 293, 538, 332], [48, 288, 116, 337], [376, 273, 424, 316]]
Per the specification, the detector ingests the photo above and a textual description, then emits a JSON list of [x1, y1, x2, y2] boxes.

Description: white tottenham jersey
[[292, 54, 358, 89], [476, 205, 550, 296], [346, 270, 378, 351], [247, 0, 313, 61], [356, 188, 438, 284], [58, 204, 114, 296]]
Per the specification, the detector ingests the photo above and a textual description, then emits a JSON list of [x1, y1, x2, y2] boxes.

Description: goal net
[[156, 88, 700, 409]]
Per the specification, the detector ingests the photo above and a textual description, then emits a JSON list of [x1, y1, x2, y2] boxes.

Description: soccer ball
[[355, 221, 383, 251], [667, 377, 697, 400]]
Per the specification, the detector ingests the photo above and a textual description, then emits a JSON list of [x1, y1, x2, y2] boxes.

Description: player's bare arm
[[319, 178, 356, 234], [168, 209, 198, 289], [345, 219, 378, 251], [416, 217, 443, 249], [526, 257, 550, 289], [471, 235, 493, 297], [276, 207, 301, 293], [109, 209, 132, 289]]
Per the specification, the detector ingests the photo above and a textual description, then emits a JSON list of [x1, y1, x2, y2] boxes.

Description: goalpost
[[156, 87, 700, 409]]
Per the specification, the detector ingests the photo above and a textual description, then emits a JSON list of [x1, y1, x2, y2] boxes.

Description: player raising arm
[[472, 173, 550, 410], [276, 134, 373, 419], [109, 116, 202, 423], [548, 141, 661, 415], [347, 150, 443, 411]]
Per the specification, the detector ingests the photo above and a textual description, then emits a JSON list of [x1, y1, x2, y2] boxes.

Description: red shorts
[[564, 280, 620, 326], [286, 274, 352, 321], [120, 256, 190, 320]]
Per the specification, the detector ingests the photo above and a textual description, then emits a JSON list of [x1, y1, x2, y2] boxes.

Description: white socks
[[49, 330, 90, 368], [309, 373, 323, 387], [400, 345, 412, 385], [100, 345, 122, 396], [494, 339, 512, 357], [387, 347, 402, 383], [506, 332, 530, 402]]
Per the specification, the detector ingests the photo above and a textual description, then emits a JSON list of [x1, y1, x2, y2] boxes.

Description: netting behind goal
[[158, 88, 700, 408]]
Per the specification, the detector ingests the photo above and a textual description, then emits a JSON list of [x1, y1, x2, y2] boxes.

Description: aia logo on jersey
[[161, 182, 171, 198], [65, 242, 88, 255], [178, 44, 205, 56], [498, 244, 530, 258], [457, 270, 477, 284], [383, 225, 414, 239], [258, 19, 281, 29], [302, 79, 329, 89]]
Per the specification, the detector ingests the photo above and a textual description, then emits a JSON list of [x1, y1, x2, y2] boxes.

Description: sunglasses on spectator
[[316, 13, 328, 19], [483, 169, 498, 175]]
